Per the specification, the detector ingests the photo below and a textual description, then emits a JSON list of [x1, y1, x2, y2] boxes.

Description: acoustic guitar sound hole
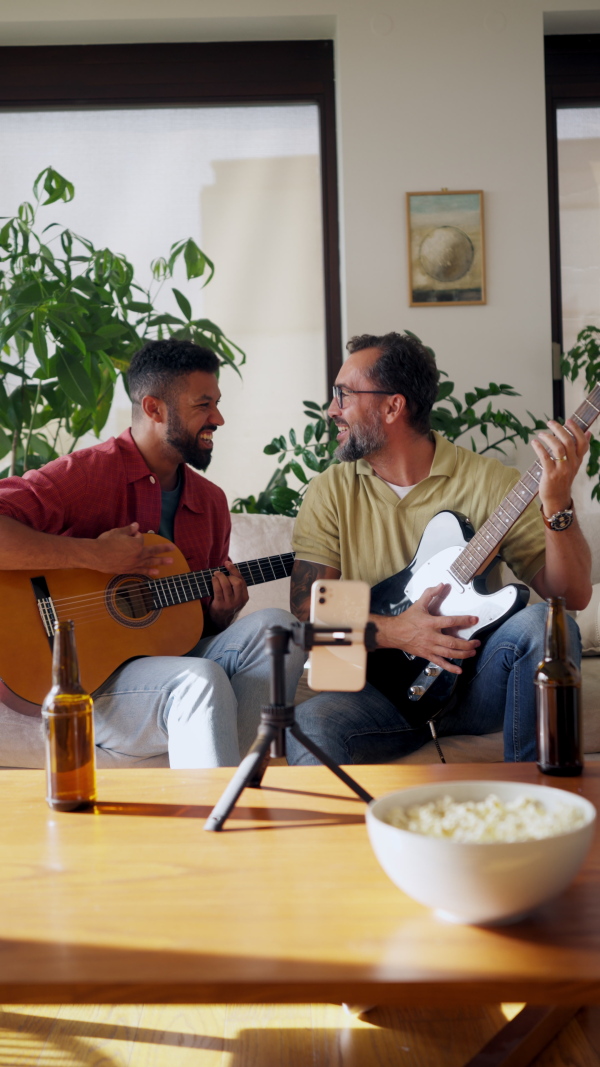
[[105, 575, 161, 629]]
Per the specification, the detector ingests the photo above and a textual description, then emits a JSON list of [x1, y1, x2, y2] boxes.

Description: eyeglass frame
[[332, 385, 395, 409]]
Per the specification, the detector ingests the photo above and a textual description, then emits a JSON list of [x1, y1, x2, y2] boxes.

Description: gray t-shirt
[[158, 470, 183, 542]]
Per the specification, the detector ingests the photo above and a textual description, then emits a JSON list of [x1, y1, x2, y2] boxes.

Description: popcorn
[[384, 793, 586, 843]]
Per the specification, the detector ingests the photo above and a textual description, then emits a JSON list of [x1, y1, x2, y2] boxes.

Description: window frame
[[0, 39, 342, 391], [545, 33, 600, 418]]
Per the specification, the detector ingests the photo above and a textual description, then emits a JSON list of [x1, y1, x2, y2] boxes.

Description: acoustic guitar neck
[[147, 552, 296, 608]]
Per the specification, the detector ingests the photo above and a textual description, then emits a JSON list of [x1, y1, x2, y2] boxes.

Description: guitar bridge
[[31, 576, 58, 642]]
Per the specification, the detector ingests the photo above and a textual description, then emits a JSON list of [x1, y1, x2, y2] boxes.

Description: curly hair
[[346, 332, 439, 434], [128, 338, 220, 410]]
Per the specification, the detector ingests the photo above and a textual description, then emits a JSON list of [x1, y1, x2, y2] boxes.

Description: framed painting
[[406, 190, 486, 306]]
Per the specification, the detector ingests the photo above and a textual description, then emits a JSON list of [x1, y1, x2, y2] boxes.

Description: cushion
[[0, 702, 169, 769], [577, 584, 600, 655], [229, 513, 295, 617]]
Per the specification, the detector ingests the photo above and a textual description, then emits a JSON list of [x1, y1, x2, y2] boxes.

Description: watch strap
[[541, 500, 574, 531]]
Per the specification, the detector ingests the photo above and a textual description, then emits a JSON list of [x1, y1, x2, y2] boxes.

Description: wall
[[1, 0, 600, 480]]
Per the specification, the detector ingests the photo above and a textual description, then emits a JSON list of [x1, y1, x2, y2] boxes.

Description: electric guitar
[[0, 541, 294, 705], [367, 382, 600, 728]]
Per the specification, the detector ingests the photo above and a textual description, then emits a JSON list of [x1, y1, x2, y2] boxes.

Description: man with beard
[[288, 331, 592, 765], [0, 338, 304, 768]]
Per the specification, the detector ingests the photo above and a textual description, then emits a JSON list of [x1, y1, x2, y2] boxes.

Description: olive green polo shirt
[[292, 432, 546, 591]]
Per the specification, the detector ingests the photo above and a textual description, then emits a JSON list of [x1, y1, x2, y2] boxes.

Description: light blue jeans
[[287, 604, 582, 765], [92, 608, 305, 768]]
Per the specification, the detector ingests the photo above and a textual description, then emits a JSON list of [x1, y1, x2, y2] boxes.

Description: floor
[[2, 1002, 600, 1066]]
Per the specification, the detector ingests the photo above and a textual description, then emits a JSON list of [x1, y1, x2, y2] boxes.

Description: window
[[545, 34, 600, 417], [0, 42, 341, 503]]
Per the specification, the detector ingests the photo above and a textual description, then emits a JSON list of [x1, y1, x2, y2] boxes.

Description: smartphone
[[308, 580, 371, 691]]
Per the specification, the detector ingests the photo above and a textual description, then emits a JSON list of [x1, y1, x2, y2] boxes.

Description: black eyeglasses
[[332, 385, 394, 409]]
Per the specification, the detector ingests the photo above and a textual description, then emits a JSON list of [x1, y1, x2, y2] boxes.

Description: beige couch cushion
[[0, 702, 170, 769], [578, 584, 600, 655], [230, 513, 295, 617]]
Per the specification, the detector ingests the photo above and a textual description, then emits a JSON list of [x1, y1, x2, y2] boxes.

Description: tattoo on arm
[[290, 560, 341, 620]]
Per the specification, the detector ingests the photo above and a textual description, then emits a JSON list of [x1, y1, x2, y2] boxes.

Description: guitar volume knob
[[408, 685, 425, 700], [424, 666, 441, 677]]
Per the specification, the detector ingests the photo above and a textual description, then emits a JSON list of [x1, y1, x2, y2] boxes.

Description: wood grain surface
[[0, 764, 598, 1006], [0, 1002, 555, 1067]]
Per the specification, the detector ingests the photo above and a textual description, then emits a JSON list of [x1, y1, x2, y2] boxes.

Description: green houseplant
[[0, 167, 244, 477], [561, 324, 600, 501]]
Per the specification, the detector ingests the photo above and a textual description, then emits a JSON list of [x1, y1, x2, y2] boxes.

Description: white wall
[[2, 0, 600, 478]]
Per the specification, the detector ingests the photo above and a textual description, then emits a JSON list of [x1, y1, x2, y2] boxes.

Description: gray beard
[[334, 419, 386, 462]]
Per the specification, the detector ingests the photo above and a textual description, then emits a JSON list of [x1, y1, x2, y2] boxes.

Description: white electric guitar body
[[404, 513, 523, 639], [366, 383, 600, 728]]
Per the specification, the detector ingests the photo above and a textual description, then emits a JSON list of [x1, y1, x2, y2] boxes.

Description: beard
[[166, 409, 214, 471], [334, 412, 386, 462]]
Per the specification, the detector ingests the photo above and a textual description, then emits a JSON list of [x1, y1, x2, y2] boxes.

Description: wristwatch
[[541, 500, 574, 531]]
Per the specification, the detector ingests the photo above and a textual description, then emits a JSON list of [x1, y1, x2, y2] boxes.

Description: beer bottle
[[42, 620, 97, 810], [536, 596, 583, 777]]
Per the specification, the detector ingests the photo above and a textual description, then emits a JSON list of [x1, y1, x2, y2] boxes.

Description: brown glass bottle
[[42, 620, 97, 810], [536, 596, 583, 777]]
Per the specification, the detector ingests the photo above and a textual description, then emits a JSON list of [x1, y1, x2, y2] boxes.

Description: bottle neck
[[52, 620, 83, 693], [544, 596, 569, 662]]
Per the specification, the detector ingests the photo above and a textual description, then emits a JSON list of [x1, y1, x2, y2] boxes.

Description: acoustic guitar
[[0, 539, 294, 705]]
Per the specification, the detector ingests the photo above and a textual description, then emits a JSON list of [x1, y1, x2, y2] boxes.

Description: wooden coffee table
[[1, 764, 599, 1064]]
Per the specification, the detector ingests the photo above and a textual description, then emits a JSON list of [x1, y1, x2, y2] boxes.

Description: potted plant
[[0, 167, 244, 477]]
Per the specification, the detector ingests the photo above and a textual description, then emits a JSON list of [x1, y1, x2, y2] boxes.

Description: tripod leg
[[247, 745, 271, 788], [289, 722, 373, 804], [204, 727, 277, 832]]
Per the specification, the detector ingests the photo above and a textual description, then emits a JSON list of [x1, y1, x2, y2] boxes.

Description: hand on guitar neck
[[533, 417, 590, 518], [209, 560, 249, 630]]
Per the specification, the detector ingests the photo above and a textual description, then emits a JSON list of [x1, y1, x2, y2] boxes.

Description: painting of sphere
[[419, 225, 475, 282], [407, 191, 484, 304]]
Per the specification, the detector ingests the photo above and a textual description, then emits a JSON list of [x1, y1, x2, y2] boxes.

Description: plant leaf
[[172, 288, 192, 321], [32, 310, 49, 371], [56, 349, 96, 408]]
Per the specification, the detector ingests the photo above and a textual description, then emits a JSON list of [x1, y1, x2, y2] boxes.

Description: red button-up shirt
[[0, 429, 231, 573]]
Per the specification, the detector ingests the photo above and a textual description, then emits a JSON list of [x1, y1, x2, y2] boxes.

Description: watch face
[[550, 511, 574, 531]]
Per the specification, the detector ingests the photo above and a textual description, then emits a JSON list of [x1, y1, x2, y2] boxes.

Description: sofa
[[1, 511, 599, 767]]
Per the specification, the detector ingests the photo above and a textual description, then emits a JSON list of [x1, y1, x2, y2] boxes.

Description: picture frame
[[406, 190, 486, 307]]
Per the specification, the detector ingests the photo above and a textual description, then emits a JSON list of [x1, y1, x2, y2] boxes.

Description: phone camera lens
[[319, 586, 326, 593], [319, 597, 326, 604]]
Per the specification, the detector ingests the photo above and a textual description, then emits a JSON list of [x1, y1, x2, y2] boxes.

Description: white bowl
[[366, 780, 596, 925]]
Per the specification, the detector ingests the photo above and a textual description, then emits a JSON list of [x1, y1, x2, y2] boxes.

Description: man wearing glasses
[[288, 331, 592, 765]]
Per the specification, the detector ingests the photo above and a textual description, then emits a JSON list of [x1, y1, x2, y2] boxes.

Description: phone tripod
[[204, 622, 378, 832]]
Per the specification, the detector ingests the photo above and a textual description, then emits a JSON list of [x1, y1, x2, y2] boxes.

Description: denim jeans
[[287, 603, 582, 766], [93, 608, 306, 768]]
